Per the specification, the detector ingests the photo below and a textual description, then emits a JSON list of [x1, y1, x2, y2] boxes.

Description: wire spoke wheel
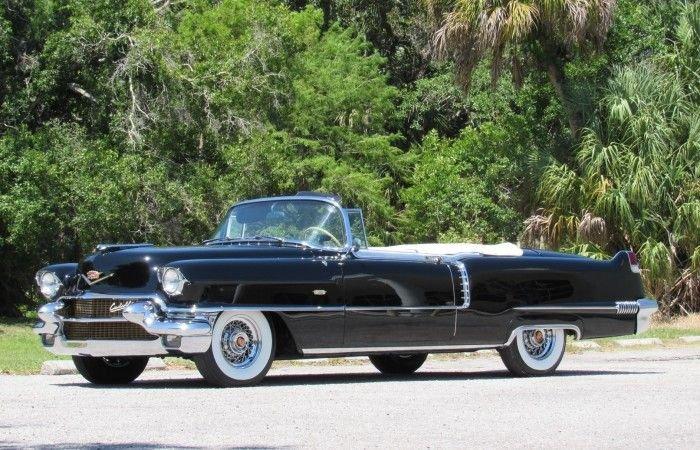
[[521, 329, 556, 360], [195, 311, 275, 387], [220, 318, 261, 368], [499, 327, 566, 376]]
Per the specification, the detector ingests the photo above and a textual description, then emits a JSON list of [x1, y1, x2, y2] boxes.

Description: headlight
[[160, 267, 188, 296], [35, 271, 62, 299]]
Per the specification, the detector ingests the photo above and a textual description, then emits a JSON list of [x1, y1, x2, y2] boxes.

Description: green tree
[[427, 0, 617, 138], [399, 118, 546, 243]]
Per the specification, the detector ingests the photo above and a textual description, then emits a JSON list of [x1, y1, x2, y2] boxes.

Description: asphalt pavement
[[1, 347, 699, 449]]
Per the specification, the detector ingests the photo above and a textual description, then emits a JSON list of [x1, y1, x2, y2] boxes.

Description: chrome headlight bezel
[[159, 267, 189, 297], [35, 271, 63, 299]]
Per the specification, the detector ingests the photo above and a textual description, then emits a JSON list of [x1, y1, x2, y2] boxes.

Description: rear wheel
[[195, 311, 275, 387], [72, 356, 148, 385], [498, 328, 566, 376], [369, 353, 428, 375]]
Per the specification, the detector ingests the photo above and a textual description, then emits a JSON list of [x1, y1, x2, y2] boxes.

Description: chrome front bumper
[[33, 297, 214, 357]]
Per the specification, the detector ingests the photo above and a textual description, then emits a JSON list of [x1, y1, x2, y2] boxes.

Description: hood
[[77, 243, 319, 294]]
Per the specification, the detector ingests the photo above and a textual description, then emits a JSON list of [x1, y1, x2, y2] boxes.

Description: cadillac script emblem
[[109, 300, 134, 313]]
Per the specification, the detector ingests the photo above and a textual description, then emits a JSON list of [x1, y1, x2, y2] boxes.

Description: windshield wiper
[[201, 237, 239, 245], [202, 236, 307, 248], [251, 235, 284, 243]]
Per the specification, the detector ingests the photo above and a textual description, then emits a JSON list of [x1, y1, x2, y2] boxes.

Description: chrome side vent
[[615, 301, 640, 315], [453, 261, 470, 308]]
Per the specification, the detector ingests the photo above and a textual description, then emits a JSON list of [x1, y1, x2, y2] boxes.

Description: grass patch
[[164, 357, 196, 370], [0, 318, 69, 375]]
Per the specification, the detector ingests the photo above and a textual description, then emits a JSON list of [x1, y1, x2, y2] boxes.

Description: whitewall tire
[[498, 328, 566, 376], [195, 311, 275, 387]]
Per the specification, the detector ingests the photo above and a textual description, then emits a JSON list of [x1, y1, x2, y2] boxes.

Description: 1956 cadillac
[[33, 193, 657, 386]]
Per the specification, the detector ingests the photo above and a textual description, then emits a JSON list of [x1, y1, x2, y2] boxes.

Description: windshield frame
[[213, 196, 353, 251]]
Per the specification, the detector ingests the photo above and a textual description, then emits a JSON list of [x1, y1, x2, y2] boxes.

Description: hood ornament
[[86, 270, 101, 281], [80, 270, 114, 286]]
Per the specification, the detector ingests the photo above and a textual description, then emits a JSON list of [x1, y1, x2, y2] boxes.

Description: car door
[[342, 253, 458, 347]]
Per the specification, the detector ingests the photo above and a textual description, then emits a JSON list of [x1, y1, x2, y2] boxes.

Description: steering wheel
[[303, 226, 343, 247]]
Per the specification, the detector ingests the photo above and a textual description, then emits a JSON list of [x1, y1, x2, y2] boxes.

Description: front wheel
[[369, 353, 428, 375], [72, 356, 149, 385], [195, 311, 275, 387], [498, 328, 566, 376]]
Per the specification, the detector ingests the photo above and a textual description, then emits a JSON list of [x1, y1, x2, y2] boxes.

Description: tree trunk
[[545, 60, 583, 139], [319, 0, 332, 31]]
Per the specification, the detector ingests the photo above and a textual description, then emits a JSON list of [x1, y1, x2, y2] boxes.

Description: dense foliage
[[0, 0, 697, 315]]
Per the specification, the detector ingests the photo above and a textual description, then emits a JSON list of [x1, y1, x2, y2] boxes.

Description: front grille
[[63, 322, 157, 341], [61, 298, 140, 319]]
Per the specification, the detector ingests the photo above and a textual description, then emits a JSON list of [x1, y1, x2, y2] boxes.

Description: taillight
[[627, 251, 640, 273]]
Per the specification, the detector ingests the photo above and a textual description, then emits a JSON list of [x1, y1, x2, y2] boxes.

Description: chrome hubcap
[[220, 319, 260, 368], [522, 329, 555, 360]]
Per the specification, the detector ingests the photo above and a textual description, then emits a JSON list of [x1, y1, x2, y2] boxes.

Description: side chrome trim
[[166, 305, 346, 314], [302, 343, 500, 355], [345, 305, 459, 312], [635, 298, 658, 334], [513, 300, 645, 316], [514, 305, 619, 314]]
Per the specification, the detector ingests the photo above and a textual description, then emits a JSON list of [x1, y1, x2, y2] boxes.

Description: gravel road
[[1, 348, 699, 449]]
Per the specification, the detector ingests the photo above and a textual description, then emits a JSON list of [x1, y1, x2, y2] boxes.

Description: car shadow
[[59, 368, 661, 390]]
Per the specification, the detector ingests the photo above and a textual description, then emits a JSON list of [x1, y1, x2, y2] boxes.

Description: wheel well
[[565, 329, 579, 339], [264, 312, 301, 358], [506, 324, 581, 345]]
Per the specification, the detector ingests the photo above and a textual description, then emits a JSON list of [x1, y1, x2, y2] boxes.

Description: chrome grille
[[61, 298, 139, 319], [63, 322, 157, 341]]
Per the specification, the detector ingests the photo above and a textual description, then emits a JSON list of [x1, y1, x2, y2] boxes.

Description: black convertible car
[[34, 193, 657, 386]]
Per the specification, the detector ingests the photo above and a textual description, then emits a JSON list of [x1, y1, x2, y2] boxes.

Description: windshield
[[212, 199, 348, 249]]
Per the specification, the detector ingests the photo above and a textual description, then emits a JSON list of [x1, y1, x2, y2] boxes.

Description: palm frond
[[538, 163, 580, 212], [594, 188, 633, 230], [639, 239, 673, 284], [577, 212, 607, 245]]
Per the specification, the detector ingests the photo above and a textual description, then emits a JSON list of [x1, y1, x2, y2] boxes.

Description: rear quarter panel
[[454, 251, 643, 343]]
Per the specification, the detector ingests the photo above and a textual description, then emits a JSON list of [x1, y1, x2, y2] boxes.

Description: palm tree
[[427, 0, 616, 137], [523, 3, 700, 314]]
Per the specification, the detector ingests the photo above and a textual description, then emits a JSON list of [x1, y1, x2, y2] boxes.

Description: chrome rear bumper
[[33, 297, 214, 357], [635, 298, 658, 334]]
